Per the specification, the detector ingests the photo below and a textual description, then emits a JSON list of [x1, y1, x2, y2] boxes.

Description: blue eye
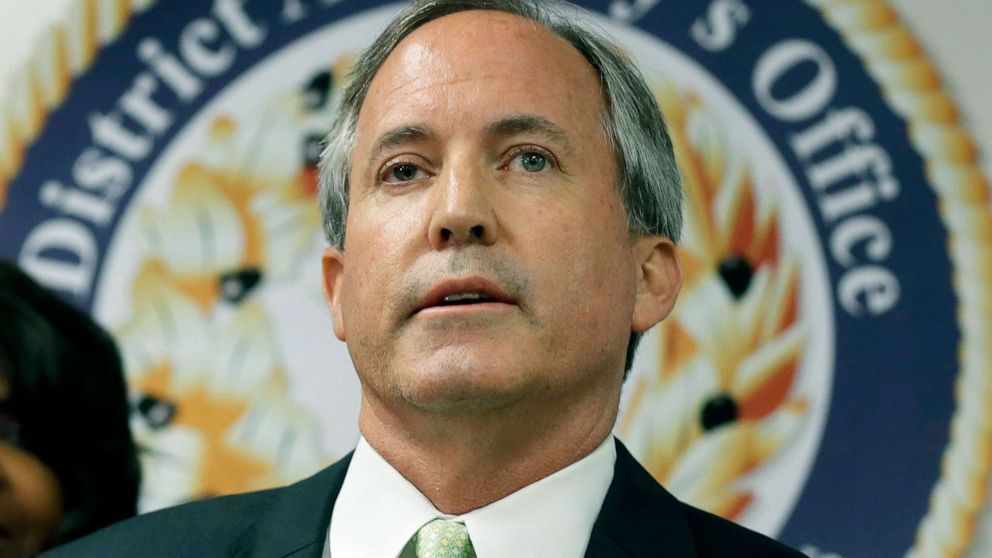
[[504, 148, 555, 174], [519, 152, 547, 172]]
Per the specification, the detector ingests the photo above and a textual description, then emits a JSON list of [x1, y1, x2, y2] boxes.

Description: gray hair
[[318, 0, 683, 372]]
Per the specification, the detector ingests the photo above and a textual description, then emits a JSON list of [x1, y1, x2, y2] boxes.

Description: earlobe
[[631, 236, 683, 333], [322, 248, 348, 341]]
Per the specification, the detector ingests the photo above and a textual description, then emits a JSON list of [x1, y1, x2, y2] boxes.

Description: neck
[[358, 384, 620, 515]]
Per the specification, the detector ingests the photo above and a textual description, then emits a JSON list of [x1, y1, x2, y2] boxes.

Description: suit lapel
[[227, 453, 354, 558], [585, 440, 698, 558], [218, 441, 696, 557]]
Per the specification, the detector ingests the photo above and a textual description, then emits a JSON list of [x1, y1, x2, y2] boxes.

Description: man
[[45, 0, 806, 556]]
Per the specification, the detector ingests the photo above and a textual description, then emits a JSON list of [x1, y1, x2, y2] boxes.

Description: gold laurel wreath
[[618, 79, 810, 522], [0, 0, 158, 209], [805, 1, 992, 557], [1, 1, 989, 554], [112, 79, 337, 503]]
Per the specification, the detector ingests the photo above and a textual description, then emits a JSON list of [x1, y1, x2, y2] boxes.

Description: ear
[[322, 247, 348, 341], [631, 235, 683, 333]]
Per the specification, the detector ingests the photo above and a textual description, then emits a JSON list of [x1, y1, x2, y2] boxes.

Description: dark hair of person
[[0, 260, 140, 545]]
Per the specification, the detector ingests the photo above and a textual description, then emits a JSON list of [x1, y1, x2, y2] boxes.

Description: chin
[[393, 352, 532, 413]]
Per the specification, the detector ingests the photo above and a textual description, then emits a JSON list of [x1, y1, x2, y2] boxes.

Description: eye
[[504, 147, 557, 174], [519, 152, 547, 172], [380, 161, 428, 184]]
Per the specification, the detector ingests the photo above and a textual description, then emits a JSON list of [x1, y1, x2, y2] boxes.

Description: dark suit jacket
[[43, 441, 806, 557]]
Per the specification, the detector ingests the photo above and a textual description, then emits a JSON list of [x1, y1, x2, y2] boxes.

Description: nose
[[427, 162, 499, 249]]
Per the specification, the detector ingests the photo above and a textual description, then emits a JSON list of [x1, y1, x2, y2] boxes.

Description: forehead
[[356, 10, 605, 140]]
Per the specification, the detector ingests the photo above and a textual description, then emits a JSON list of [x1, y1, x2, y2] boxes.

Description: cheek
[[0, 445, 64, 550], [340, 205, 419, 330], [524, 205, 633, 325], [346, 193, 425, 264]]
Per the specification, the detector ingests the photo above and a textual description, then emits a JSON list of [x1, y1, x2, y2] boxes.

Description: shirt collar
[[328, 435, 616, 558]]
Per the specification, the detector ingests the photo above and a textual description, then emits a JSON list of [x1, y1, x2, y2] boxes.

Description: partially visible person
[[0, 261, 140, 558]]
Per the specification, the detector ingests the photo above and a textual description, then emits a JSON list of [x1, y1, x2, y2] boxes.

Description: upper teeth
[[443, 293, 484, 303]]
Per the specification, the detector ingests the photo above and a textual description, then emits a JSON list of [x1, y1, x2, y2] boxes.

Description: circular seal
[[0, 1, 988, 556]]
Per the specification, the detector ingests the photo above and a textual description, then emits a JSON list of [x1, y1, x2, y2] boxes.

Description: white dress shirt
[[326, 435, 616, 558]]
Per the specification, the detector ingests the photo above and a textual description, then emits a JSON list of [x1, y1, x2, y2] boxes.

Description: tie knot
[[415, 519, 476, 558]]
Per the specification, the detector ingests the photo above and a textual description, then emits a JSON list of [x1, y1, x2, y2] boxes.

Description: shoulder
[[680, 504, 808, 558], [42, 454, 353, 558], [41, 488, 281, 557], [597, 440, 807, 557]]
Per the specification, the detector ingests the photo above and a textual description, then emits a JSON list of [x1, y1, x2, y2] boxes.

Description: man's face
[[324, 10, 676, 414]]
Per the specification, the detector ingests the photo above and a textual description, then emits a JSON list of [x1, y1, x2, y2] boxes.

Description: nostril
[[440, 228, 453, 242], [470, 225, 484, 239]]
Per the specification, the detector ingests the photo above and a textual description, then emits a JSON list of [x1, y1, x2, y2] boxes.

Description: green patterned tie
[[413, 519, 477, 558]]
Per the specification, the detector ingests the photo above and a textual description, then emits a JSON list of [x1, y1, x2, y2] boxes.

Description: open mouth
[[414, 277, 517, 316], [434, 293, 496, 306]]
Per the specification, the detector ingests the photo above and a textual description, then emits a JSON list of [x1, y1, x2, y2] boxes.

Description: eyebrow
[[484, 114, 574, 154], [369, 125, 436, 162], [366, 114, 574, 165]]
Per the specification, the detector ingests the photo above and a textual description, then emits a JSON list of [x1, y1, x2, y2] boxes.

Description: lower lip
[[415, 302, 515, 318]]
